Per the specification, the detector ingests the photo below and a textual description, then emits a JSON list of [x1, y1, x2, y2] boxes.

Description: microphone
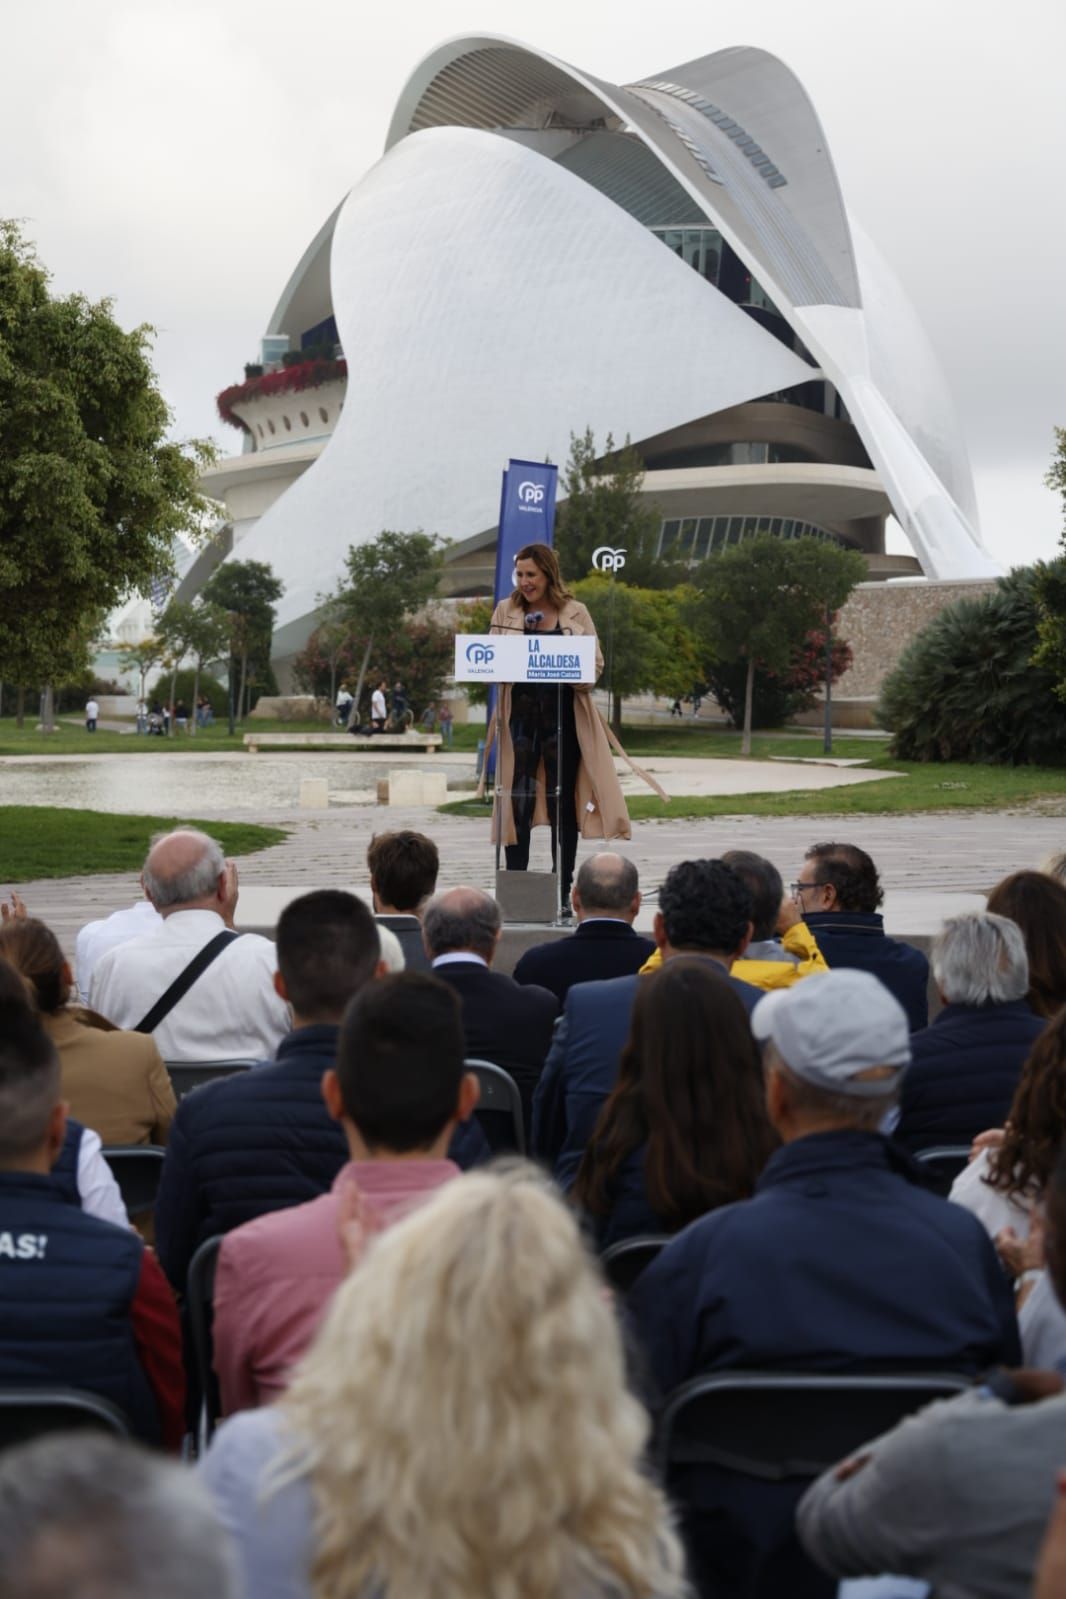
[[524, 611, 544, 632]]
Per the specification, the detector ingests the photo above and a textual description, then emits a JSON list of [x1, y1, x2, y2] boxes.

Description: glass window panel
[[659, 519, 680, 556], [694, 518, 713, 559], [678, 518, 698, 556]]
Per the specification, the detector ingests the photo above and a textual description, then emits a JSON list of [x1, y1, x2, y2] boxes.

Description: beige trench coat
[[487, 597, 631, 845]]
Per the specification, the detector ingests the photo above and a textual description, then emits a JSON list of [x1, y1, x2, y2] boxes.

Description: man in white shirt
[[370, 678, 387, 733], [89, 829, 289, 1062], [85, 698, 99, 732], [76, 898, 163, 1003]]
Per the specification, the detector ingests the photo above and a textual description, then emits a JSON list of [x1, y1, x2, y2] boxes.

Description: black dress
[[505, 624, 580, 897]]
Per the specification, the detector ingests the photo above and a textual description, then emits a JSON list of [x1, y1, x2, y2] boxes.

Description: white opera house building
[[192, 35, 999, 677]]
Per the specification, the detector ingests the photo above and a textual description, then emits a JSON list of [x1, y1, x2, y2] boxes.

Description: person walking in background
[[84, 696, 99, 733], [438, 699, 454, 746], [369, 678, 387, 734], [334, 683, 352, 727]]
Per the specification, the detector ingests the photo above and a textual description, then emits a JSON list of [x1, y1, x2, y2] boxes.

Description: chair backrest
[[913, 1145, 972, 1196], [0, 1387, 130, 1451], [601, 1235, 670, 1294], [100, 1145, 166, 1220], [164, 1060, 256, 1098], [186, 1235, 224, 1445], [656, 1370, 972, 1482], [464, 1059, 526, 1154]]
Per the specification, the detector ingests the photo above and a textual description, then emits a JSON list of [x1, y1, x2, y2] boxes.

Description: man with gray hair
[[0, 1433, 237, 1599], [423, 886, 558, 1135], [894, 911, 1047, 1155], [629, 967, 1020, 1596], [89, 828, 289, 1061], [512, 852, 654, 1004]]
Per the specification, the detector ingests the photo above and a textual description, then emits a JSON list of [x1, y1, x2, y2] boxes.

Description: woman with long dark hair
[[987, 870, 1066, 1018], [571, 957, 778, 1248]]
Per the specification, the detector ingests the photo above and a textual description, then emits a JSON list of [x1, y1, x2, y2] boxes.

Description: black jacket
[[431, 959, 558, 1133], [512, 919, 655, 1006], [154, 1023, 487, 1288], [803, 911, 930, 1031], [375, 914, 431, 972], [894, 1000, 1047, 1154]]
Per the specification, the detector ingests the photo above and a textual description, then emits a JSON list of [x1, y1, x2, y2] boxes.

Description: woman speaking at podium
[[488, 542, 630, 905]]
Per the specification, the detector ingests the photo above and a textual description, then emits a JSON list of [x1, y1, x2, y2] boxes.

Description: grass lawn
[[0, 807, 287, 881], [0, 718, 335, 757]]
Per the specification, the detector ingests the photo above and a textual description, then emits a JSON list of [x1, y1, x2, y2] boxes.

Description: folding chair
[[186, 1235, 224, 1448], [600, 1235, 670, 1294], [0, 1387, 130, 1450], [913, 1145, 972, 1196], [464, 1058, 526, 1154], [101, 1145, 166, 1222], [165, 1060, 256, 1098]]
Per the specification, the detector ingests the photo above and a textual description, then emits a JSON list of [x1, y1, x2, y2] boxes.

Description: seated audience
[[894, 912, 1046, 1155], [798, 1145, 1066, 1599], [154, 891, 487, 1290], [423, 886, 557, 1134], [641, 849, 829, 987], [1041, 850, 1066, 889], [628, 968, 1019, 1597], [987, 869, 1066, 1018], [89, 829, 289, 1061], [793, 841, 929, 1028], [533, 858, 761, 1184], [75, 893, 162, 1001], [950, 1007, 1066, 1243], [512, 852, 654, 1003], [0, 960, 184, 1447], [200, 1167, 687, 1599], [213, 972, 476, 1412], [0, 1433, 238, 1599], [570, 957, 777, 1248], [367, 829, 438, 972], [0, 916, 175, 1146]]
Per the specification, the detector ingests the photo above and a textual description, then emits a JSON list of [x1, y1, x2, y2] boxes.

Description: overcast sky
[[2, 0, 1063, 568]]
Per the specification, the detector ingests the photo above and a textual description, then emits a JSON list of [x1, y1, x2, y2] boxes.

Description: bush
[[878, 566, 1066, 765], [148, 669, 228, 717], [707, 629, 853, 730]]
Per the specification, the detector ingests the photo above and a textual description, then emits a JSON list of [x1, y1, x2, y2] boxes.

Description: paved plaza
[[10, 741, 1066, 953]]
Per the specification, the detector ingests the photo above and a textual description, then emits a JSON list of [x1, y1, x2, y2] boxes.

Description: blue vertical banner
[[492, 459, 558, 605]]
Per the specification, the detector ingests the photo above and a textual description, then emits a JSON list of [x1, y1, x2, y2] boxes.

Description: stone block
[[299, 777, 329, 809], [385, 769, 448, 806], [495, 869, 560, 924]]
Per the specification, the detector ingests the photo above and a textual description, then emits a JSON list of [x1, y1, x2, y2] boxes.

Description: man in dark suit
[[367, 830, 438, 973], [532, 858, 763, 1185], [512, 853, 654, 1004], [423, 887, 558, 1139]]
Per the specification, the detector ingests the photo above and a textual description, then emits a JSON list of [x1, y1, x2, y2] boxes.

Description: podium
[[455, 632, 597, 923]]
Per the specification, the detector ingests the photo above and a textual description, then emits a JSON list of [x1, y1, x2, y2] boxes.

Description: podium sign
[[455, 633, 595, 684]]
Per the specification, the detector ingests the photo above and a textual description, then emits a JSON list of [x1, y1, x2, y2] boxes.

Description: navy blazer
[[803, 911, 930, 1030], [894, 999, 1047, 1154], [512, 920, 656, 1006], [533, 961, 761, 1187], [431, 960, 558, 1137]]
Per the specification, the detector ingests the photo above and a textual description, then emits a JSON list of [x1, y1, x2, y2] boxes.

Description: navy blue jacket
[[627, 1131, 1018, 1598], [532, 961, 761, 1187], [803, 911, 930, 1031], [512, 920, 656, 1006], [155, 1023, 488, 1288], [431, 960, 558, 1137], [0, 1172, 160, 1442], [579, 1146, 669, 1251], [894, 999, 1047, 1154]]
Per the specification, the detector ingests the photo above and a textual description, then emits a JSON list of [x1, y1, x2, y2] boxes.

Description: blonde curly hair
[[274, 1164, 687, 1599]]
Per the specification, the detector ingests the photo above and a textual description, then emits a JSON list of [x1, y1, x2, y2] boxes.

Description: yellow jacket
[[638, 922, 829, 989]]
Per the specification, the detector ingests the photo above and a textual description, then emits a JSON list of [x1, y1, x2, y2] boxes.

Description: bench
[[243, 733, 442, 754]]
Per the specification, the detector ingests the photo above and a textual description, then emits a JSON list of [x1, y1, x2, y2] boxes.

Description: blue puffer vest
[[0, 1172, 159, 1442]]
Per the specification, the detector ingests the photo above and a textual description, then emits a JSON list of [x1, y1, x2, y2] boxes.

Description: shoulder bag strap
[[134, 930, 242, 1034]]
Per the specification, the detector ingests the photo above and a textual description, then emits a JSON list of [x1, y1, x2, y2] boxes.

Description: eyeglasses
[[789, 880, 823, 899]]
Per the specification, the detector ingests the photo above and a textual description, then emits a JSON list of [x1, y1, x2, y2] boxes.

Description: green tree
[[1032, 429, 1066, 699], [571, 576, 701, 734], [333, 531, 444, 725], [202, 559, 283, 728], [119, 637, 164, 703], [705, 627, 854, 731], [554, 429, 683, 589], [0, 222, 216, 721], [456, 597, 494, 707], [687, 536, 867, 754], [155, 599, 228, 735]]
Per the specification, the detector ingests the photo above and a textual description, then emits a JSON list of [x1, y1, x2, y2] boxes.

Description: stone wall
[[834, 578, 1000, 702]]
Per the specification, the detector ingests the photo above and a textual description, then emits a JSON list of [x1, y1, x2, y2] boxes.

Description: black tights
[[505, 685, 579, 897]]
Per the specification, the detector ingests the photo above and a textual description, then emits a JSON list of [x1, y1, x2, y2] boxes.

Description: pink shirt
[[213, 1159, 459, 1414]]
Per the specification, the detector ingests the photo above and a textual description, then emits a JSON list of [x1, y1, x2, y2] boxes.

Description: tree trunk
[[611, 690, 622, 739], [16, 686, 25, 729], [347, 636, 373, 730], [741, 657, 755, 757], [190, 662, 201, 737], [168, 663, 179, 734], [42, 684, 55, 734], [226, 659, 236, 736], [329, 659, 337, 714], [237, 652, 248, 725]]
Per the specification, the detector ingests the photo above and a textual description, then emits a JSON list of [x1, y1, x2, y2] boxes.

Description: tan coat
[[43, 1006, 176, 1147], [488, 596, 631, 844]]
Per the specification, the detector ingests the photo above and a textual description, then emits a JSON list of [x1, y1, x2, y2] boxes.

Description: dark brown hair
[[987, 1008, 1066, 1202], [571, 958, 778, 1230], [367, 831, 439, 913], [987, 871, 1066, 1019], [0, 919, 69, 1014], [804, 842, 883, 912], [510, 543, 572, 613]]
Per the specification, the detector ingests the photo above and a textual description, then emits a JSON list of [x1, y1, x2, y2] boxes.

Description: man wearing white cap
[[628, 969, 1020, 1598]]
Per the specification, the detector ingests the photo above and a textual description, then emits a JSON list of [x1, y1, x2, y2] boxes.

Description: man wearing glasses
[[790, 842, 930, 1030]]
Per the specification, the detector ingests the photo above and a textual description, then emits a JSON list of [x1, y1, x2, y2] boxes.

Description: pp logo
[[518, 480, 545, 505], [592, 546, 627, 573], [465, 641, 495, 666]]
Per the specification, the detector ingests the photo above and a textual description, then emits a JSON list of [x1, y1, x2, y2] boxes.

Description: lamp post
[[823, 603, 833, 755]]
